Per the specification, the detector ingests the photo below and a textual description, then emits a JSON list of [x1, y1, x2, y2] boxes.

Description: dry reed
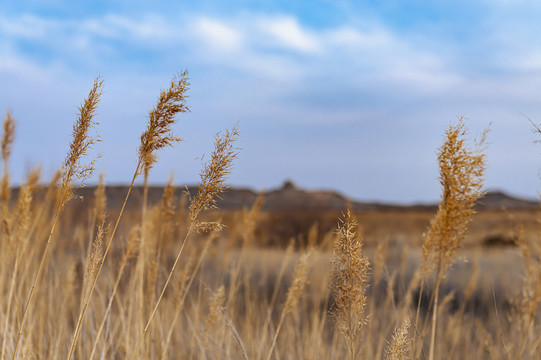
[[68, 72, 189, 359], [419, 118, 487, 360], [386, 320, 411, 360], [128, 124, 239, 359], [330, 210, 370, 360], [1, 112, 15, 210], [13, 77, 103, 360]]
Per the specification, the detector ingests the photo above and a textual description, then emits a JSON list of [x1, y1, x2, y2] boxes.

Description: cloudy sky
[[1, 1, 541, 203]]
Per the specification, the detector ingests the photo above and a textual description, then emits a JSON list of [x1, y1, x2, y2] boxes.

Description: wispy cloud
[[257, 16, 322, 54], [195, 17, 244, 52], [0, 11, 459, 84]]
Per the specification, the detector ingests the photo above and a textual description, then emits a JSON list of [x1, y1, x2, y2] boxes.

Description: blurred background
[[2, 0, 541, 204]]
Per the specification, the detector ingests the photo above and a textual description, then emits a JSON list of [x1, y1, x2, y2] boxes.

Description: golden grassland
[[1, 73, 541, 359]]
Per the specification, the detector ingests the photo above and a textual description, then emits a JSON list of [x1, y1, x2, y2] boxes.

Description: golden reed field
[[1, 72, 541, 359]]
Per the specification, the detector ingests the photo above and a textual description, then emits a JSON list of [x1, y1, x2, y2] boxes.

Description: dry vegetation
[[1, 74, 541, 360]]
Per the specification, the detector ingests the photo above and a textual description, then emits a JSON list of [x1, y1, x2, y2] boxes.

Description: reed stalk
[[13, 78, 102, 360], [68, 72, 189, 359], [128, 125, 239, 360], [421, 118, 487, 360]]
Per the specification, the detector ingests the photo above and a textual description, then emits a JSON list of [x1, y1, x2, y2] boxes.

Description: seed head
[[189, 125, 240, 222], [138, 71, 189, 174], [330, 210, 370, 338], [61, 77, 103, 205], [422, 118, 487, 276], [1, 111, 15, 165]]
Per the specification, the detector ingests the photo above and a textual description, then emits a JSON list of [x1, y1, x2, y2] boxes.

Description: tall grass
[[13, 77, 103, 360], [419, 118, 487, 360], [330, 210, 370, 359], [0, 77, 540, 360]]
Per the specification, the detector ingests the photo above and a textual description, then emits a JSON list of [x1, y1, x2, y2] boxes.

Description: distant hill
[[9, 181, 540, 249], [475, 190, 539, 211], [58, 181, 539, 212]]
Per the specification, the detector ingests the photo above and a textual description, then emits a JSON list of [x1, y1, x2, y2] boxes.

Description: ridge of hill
[[63, 181, 539, 212]]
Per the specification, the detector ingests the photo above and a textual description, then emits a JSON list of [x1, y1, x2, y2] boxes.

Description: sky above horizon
[[2, 1, 541, 204]]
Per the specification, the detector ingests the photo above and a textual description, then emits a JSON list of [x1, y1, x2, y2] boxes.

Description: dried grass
[[2, 77, 541, 360], [330, 210, 370, 359], [13, 77, 103, 360]]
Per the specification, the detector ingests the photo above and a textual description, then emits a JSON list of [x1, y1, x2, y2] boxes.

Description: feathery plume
[[330, 210, 370, 359], [386, 320, 411, 360], [60, 77, 103, 206], [421, 117, 487, 360], [0, 111, 15, 221], [422, 118, 487, 277], [189, 125, 240, 223], [1, 111, 15, 167], [284, 252, 311, 315], [204, 285, 227, 345], [129, 124, 239, 360], [13, 77, 103, 360], [12, 168, 41, 249], [138, 71, 189, 174]]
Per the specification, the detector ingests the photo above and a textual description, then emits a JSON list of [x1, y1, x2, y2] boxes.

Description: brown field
[[1, 75, 541, 359], [1, 183, 539, 359]]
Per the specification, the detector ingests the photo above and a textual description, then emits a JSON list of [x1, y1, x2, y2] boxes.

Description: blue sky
[[2, 1, 541, 203]]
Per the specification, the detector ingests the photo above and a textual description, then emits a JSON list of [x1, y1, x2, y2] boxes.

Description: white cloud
[[0, 13, 54, 39], [195, 17, 244, 52], [0, 49, 52, 83], [0, 11, 473, 97], [325, 26, 391, 49], [100, 14, 171, 39], [257, 16, 321, 54], [513, 51, 541, 72]]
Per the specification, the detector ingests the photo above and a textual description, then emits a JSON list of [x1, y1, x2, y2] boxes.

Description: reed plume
[[421, 117, 487, 360], [1, 111, 15, 177], [386, 320, 411, 360], [422, 119, 487, 277], [1, 111, 15, 166], [189, 125, 240, 224], [13, 78, 103, 360], [1, 111, 15, 183], [205, 285, 227, 347], [60, 78, 103, 207], [0, 112, 15, 236], [12, 168, 41, 249], [138, 71, 188, 174], [330, 210, 370, 360], [129, 124, 239, 359], [137, 70, 188, 304], [69, 72, 189, 359]]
